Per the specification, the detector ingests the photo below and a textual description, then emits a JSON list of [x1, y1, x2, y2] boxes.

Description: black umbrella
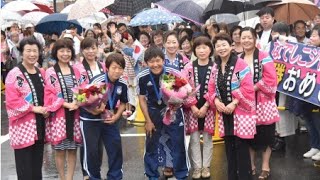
[[203, 0, 281, 20], [155, 0, 205, 25], [107, 0, 160, 16]]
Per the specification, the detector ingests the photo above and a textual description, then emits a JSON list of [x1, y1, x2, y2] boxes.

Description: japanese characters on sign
[[270, 41, 320, 106]]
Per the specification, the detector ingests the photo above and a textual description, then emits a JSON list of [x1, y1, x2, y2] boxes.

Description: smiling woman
[[44, 38, 81, 180], [5, 37, 48, 180]]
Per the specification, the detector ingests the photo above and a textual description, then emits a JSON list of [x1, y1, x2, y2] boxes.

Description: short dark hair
[[93, 23, 102, 29], [151, 30, 163, 44], [256, 7, 275, 17], [164, 30, 179, 43], [212, 33, 233, 47], [125, 28, 136, 41], [107, 21, 117, 29], [105, 52, 125, 69], [178, 28, 193, 39], [240, 27, 257, 41], [272, 22, 289, 36], [294, 20, 307, 29], [84, 29, 97, 39], [179, 35, 192, 49], [1, 30, 5, 38], [45, 39, 56, 47], [18, 37, 42, 54], [230, 26, 242, 37], [138, 31, 151, 42], [192, 36, 213, 57], [68, 24, 77, 30], [117, 23, 127, 29], [312, 24, 320, 37], [144, 46, 164, 63], [51, 38, 76, 61], [80, 37, 98, 50]]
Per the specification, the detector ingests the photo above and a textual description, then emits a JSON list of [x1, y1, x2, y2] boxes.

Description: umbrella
[[268, 0, 320, 24], [36, 13, 83, 35], [22, 11, 49, 25], [203, 0, 280, 20], [78, 12, 107, 29], [129, 8, 183, 27], [239, 16, 260, 28], [101, 16, 130, 26], [2, 1, 39, 12], [211, 13, 241, 26], [60, 4, 74, 14], [107, 0, 155, 16], [19, 0, 54, 13], [1, 0, 6, 8], [0, 9, 22, 22], [155, 0, 205, 25], [68, 0, 114, 20]]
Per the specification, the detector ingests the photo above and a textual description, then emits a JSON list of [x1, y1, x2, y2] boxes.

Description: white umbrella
[[60, 4, 74, 14], [22, 11, 49, 25], [239, 16, 260, 28], [2, 1, 39, 12], [68, 0, 114, 20], [0, 9, 22, 22], [78, 12, 107, 29]]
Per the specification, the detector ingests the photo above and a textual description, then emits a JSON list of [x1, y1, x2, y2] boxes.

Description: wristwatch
[[233, 101, 238, 106], [204, 103, 210, 108]]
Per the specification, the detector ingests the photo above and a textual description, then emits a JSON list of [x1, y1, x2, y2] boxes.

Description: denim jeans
[[304, 112, 320, 149]]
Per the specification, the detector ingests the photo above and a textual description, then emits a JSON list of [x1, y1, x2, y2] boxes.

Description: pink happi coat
[[5, 67, 47, 149], [44, 66, 82, 145], [255, 51, 280, 125], [182, 61, 216, 135], [73, 61, 106, 86], [205, 58, 256, 139]]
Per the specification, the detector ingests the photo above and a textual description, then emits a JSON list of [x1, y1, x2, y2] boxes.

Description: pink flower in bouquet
[[72, 83, 108, 112], [160, 72, 198, 125]]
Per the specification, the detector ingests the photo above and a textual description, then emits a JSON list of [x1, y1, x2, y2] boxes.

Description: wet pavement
[[1, 94, 320, 180]]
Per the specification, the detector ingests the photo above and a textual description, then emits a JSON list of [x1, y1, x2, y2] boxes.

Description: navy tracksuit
[[137, 67, 189, 179], [80, 74, 128, 180]]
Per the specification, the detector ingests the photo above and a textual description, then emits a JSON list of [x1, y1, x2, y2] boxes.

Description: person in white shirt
[[256, 7, 275, 51], [25, 23, 45, 48], [294, 20, 309, 44]]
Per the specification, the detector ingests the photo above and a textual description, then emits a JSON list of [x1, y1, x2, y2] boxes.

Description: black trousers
[[14, 140, 44, 180], [80, 137, 104, 176], [224, 136, 252, 180]]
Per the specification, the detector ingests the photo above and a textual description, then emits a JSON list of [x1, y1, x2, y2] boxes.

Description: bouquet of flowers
[[72, 83, 108, 112], [161, 71, 199, 125]]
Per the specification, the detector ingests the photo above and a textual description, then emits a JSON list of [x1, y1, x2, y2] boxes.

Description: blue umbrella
[[129, 8, 183, 27], [1, 0, 5, 8], [155, 0, 205, 25], [35, 13, 83, 35]]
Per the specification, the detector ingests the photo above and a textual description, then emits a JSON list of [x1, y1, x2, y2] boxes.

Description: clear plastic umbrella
[[0, 9, 22, 22]]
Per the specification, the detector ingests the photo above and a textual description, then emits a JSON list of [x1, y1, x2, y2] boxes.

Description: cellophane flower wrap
[[160, 71, 199, 125], [72, 83, 108, 112]]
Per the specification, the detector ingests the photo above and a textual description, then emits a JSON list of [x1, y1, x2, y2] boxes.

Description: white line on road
[[0, 134, 9, 144], [0, 133, 145, 144]]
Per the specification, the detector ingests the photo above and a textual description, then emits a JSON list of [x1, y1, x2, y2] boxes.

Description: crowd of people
[[1, 6, 320, 180]]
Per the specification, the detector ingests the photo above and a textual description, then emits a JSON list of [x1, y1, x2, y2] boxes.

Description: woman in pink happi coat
[[5, 38, 49, 180], [240, 27, 279, 179], [44, 39, 82, 180], [181, 36, 216, 179], [206, 33, 256, 180]]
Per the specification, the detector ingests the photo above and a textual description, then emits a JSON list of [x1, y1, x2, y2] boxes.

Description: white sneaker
[[303, 148, 320, 158], [192, 168, 201, 179], [127, 111, 137, 121], [312, 152, 320, 161]]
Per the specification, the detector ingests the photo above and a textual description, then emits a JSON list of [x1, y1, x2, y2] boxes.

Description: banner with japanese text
[[270, 41, 320, 106]]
